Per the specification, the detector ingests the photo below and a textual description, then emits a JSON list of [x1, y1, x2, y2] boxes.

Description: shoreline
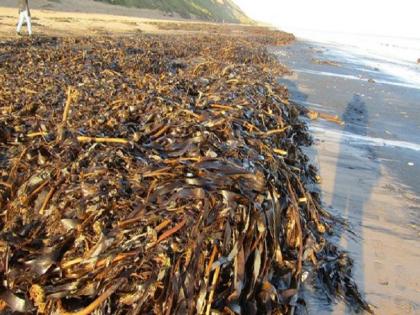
[[275, 38, 420, 314]]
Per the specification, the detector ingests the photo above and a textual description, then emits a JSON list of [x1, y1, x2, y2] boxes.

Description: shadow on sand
[[328, 94, 378, 314], [279, 73, 378, 313]]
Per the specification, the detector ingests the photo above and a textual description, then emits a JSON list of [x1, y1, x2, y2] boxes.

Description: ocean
[[284, 28, 420, 88]]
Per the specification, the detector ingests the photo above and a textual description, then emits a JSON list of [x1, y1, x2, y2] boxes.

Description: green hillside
[[94, 0, 252, 23]]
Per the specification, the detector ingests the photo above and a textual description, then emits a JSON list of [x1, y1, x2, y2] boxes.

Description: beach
[[275, 38, 420, 314], [1, 3, 419, 313], [0, 2, 228, 39]]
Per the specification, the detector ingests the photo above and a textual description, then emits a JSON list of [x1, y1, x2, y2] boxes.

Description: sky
[[234, 0, 420, 39]]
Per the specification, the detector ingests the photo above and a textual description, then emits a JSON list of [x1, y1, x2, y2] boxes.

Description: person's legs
[[16, 11, 25, 34], [24, 11, 32, 35]]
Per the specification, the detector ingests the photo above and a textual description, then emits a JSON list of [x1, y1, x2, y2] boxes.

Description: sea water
[[286, 28, 420, 88]]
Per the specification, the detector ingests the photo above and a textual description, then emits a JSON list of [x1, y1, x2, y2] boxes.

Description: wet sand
[[275, 41, 420, 314]]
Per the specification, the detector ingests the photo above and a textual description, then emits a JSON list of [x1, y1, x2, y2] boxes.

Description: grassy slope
[[94, 0, 252, 23]]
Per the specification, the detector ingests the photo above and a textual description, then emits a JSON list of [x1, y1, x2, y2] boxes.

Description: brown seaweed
[[0, 30, 371, 314]]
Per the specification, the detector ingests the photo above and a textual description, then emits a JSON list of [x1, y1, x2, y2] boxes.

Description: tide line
[[294, 69, 420, 90], [309, 125, 420, 152]]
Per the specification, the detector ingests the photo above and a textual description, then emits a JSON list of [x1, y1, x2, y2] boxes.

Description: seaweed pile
[[0, 32, 371, 314], [145, 22, 295, 46]]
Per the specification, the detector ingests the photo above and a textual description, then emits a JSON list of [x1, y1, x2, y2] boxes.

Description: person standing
[[16, 0, 32, 36]]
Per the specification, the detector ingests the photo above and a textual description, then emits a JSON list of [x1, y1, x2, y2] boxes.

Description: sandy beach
[[0, 2, 241, 39], [1, 2, 419, 314], [275, 40, 420, 314]]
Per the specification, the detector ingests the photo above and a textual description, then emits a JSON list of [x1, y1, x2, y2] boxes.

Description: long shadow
[[275, 39, 415, 314], [280, 71, 379, 313], [327, 94, 379, 314]]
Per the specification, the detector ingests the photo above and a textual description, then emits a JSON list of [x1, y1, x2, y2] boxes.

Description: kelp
[[0, 31, 371, 314], [145, 22, 295, 46]]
